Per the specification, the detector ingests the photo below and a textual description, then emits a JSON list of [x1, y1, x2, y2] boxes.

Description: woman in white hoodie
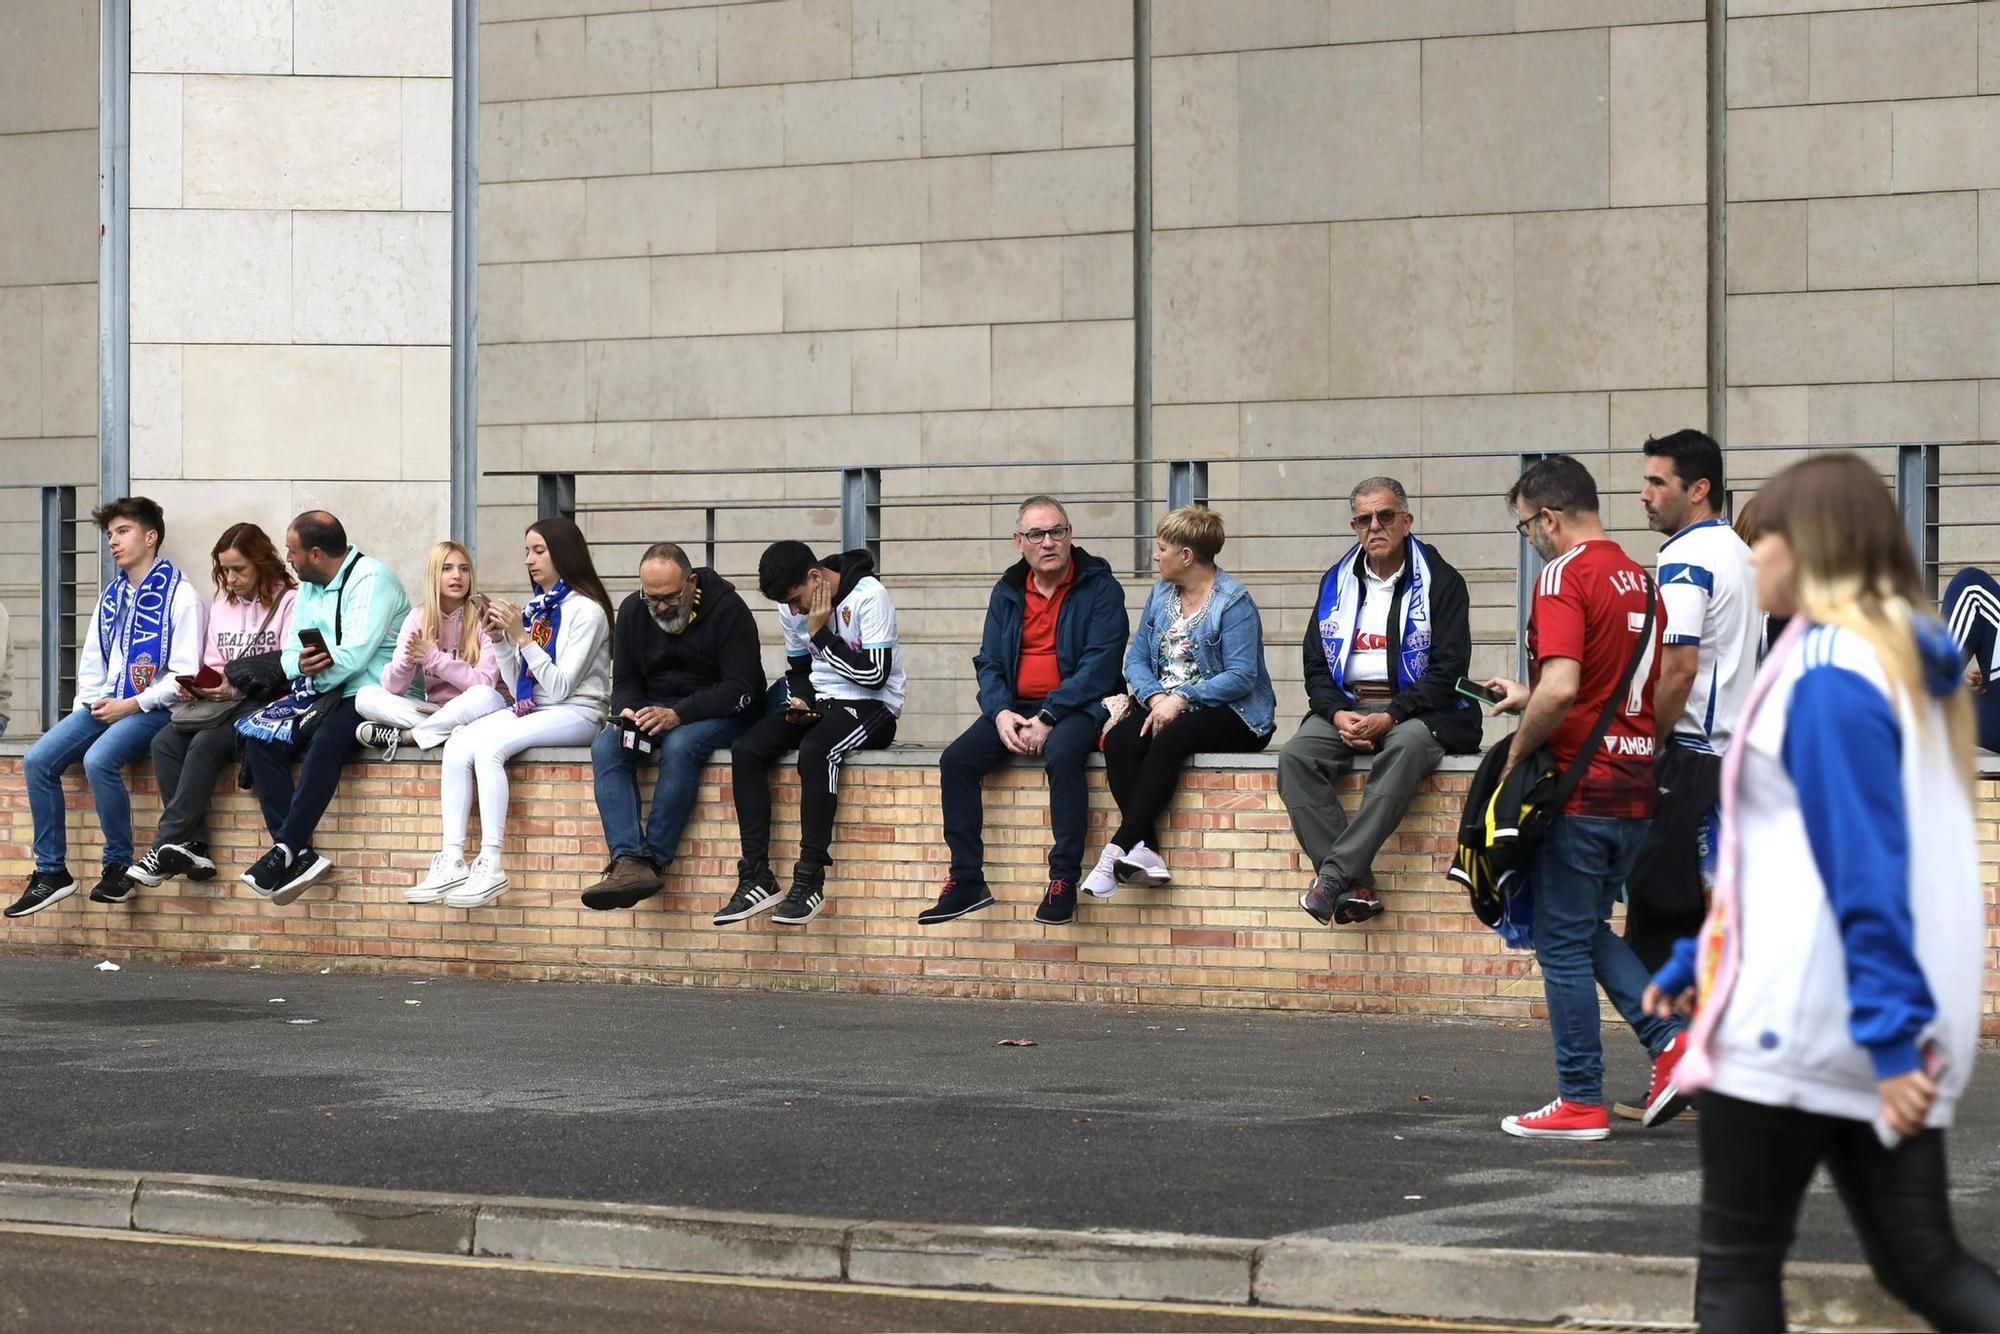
[[1646, 453, 1999, 1332], [414, 517, 613, 909]]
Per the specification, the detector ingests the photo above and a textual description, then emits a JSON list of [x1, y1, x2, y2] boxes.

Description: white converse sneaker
[[444, 850, 509, 908], [406, 851, 468, 904], [1113, 840, 1172, 886], [1081, 843, 1123, 899]]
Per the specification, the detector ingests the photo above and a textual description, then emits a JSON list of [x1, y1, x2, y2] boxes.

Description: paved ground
[[2, 957, 1995, 1263]]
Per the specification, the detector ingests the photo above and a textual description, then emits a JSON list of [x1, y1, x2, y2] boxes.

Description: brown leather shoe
[[581, 856, 664, 911]]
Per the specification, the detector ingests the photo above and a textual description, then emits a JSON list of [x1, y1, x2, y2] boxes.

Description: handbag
[[177, 599, 285, 732]]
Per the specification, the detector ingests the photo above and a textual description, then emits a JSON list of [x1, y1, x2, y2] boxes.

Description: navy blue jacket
[[973, 547, 1128, 723]]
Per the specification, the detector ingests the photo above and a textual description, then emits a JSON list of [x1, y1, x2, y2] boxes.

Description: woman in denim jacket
[[1084, 506, 1276, 898]]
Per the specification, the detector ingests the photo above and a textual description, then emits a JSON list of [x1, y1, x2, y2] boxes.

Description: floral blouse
[[1156, 602, 1208, 693]]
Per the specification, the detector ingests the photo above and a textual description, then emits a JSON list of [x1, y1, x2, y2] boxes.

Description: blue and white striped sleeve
[[1658, 562, 1712, 647]]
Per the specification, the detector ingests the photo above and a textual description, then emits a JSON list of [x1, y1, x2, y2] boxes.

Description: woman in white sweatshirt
[[1646, 453, 2000, 1332], [416, 517, 614, 908]]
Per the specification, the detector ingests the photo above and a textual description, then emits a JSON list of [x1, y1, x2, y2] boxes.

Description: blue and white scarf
[[513, 580, 569, 716], [98, 558, 183, 699], [235, 675, 321, 746], [1315, 537, 1434, 695]]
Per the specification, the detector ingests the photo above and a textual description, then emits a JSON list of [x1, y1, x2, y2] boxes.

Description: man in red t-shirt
[[1483, 455, 1689, 1142]]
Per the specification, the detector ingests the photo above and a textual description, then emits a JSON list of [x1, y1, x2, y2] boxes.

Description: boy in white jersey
[[714, 541, 904, 928]]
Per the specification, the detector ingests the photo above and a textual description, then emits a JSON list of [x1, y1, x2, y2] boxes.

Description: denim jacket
[[1124, 566, 1276, 737]]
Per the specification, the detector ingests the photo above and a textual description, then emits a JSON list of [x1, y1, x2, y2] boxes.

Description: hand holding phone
[[1453, 676, 1503, 705]]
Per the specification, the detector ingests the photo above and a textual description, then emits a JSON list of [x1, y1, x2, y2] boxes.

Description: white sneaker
[[406, 851, 468, 904], [444, 851, 509, 908], [1113, 841, 1172, 886], [1081, 843, 1123, 899]]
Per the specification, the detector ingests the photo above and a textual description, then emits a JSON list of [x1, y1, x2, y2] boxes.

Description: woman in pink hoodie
[[354, 541, 507, 759]]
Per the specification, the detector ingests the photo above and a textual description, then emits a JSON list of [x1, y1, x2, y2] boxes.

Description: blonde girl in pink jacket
[[354, 541, 507, 759]]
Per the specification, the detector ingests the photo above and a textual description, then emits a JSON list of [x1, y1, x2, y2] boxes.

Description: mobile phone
[[1453, 676, 1503, 706], [783, 707, 823, 725], [470, 592, 491, 614], [299, 628, 329, 656]]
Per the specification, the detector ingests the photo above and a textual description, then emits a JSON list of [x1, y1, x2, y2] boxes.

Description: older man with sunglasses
[[1277, 477, 1480, 927]]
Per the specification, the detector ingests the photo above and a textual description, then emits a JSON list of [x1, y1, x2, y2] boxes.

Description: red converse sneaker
[[1641, 1032, 1690, 1128], [1501, 1097, 1610, 1140]]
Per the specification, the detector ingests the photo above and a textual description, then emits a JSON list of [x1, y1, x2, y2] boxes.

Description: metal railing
[[1, 482, 90, 737]]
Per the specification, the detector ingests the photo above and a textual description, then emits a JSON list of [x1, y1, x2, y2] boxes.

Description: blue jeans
[[592, 713, 752, 868], [1531, 814, 1685, 1105], [24, 705, 174, 871]]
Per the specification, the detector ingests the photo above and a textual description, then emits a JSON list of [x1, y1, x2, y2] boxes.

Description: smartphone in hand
[[299, 628, 330, 656], [1453, 677, 1504, 706]]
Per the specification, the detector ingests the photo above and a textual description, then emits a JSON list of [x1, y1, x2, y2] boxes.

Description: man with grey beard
[[581, 542, 766, 910]]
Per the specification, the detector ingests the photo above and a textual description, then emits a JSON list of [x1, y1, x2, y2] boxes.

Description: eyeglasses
[[1016, 525, 1071, 545], [1514, 511, 1542, 537], [1348, 508, 1405, 532], [644, 588, 688, 610]]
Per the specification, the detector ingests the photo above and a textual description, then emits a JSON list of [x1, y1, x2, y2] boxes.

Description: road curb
[[0, 1163, 1918, 1329]]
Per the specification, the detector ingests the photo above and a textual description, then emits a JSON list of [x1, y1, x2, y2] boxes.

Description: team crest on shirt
[[128, 653, 157, 692], [842, 606, 852, 627], [530, 620, 554, 649]]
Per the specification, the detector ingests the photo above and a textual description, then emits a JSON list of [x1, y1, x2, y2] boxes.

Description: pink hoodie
[[378, 605, 504, 704], [204, 589, 298, 694]]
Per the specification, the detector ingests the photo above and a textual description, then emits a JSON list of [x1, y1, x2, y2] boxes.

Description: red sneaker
[[1501, 1097, 1610, 1140], [1642, 1032, 1690, 1128]]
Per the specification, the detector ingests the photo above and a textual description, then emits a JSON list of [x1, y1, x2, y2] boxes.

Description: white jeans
[[354, 683, 509, 750], [439, 688, 599, 854]]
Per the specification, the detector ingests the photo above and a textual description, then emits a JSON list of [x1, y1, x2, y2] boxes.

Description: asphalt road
[[1, 957, 1995, 1262], [0, 1227, 1533, 1334]]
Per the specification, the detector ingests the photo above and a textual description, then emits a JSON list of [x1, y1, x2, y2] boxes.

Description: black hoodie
[[609, 567, 765, 723]]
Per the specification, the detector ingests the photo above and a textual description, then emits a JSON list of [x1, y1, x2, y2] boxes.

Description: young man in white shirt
[[9, 498, 204, 916]]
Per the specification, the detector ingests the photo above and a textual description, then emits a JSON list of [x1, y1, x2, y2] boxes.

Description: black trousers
[[729, 698, 896, 878], [1696, 1090, 2000, 1332], [149, 705, 253, 849], [1101, 705, 1270, 851], [241, 695, 364, 850], [1624, 742, 1720, 972]]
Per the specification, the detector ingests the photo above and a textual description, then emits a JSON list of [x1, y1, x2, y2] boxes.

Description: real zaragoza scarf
[[1315, 536, 1434, 695], [234, 674, 322, 745], [98, 557, 183, 698], [513, 580, 569, 716]]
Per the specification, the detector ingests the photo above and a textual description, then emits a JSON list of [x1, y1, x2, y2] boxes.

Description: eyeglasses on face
[[1016, 525, 1071, 545], [1514, 511, 1541, 537], [1348, 508, 1405, 532], [644, 588, 688, 609]]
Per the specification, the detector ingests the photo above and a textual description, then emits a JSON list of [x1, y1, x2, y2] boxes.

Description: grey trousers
[[1277, 710, 1445, 888]]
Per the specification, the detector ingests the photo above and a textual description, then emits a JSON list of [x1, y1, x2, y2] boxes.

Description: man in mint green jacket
[[240, 511, 410, 902]]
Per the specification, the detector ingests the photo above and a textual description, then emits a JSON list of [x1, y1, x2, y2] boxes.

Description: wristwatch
[[1035, 708, 1058, 727]]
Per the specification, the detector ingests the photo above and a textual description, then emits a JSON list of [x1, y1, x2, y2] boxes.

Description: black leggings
[[1101, 705, 1270, 851], [1696, 1090, 2000, 1332]]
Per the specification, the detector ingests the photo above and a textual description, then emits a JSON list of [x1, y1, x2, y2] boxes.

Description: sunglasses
[[1016, 525, 1071, 545], [1349, 508, 1405, 532]]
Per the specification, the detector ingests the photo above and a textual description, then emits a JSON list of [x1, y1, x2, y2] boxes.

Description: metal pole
[[704, 506, 717, 570], [1130, 0, 1154, 578], [1705, 0, 1727, 443], [449, 0, 479, 554], [98, 0, 132, 592], [1896, 443, 1939, 599], [41, 486, 78, 731], [537, 473, 575, 522], [1166, 460, 1207, 511], [1515, 453, 1546, 682], [840, 467, 881, 570]]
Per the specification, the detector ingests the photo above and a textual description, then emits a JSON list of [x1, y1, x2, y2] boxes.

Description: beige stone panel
[[1726, 15, 1807, 108], [1241, 42, 1421, 225], [1724, 385, 1807, 446], [1891, 98, 2000, 194], [480, 263, 525, 344], [675, 332, 854, 419], [652, 253, 783, 336], [130, 208, 292, 345], [1421, 30, 1609, 216], [714, 165, 853, 251], [1515, 207, 1706, 394], [132, 0, 289, 75], [1420, 393, 1607, 457], [781, 414, 922, 474], [784, 246, 921, 331], [992, 320, 1132, 409], [586, 9, 717, 94], [1986, 378, 2000, 436], [920, 238, 1062, 326], [784, 75, 921, 166], [652, 417, 786, 481], [1150, 54, 1238, 231], [1062, 233, 1132, 321], [510, 94, 653, 183], [294, 480, 448, 588], [851, 155, 993, 244], [1894, 286, 2000, 380], [1984, 2, 2000, 93], [1808, 4, 1976, 104], [295, 0, 452, 78], [921, 66, 1063, 158], [0, 131, 98, 286], [0, 289, 40, 439], [585, 174, 719, 257], [182, 345, 404, 478], [1237, 399, 1421, 465], [1519, 0, 1702, 26], [853, 0, 990, 76], [294, 211, 453, 345], [1984, 191, 2000, 282], [652, 86, 782, 173], [476, 341, 587, 425], [0, 0, 96, 134], [991, 148, 1133, 237], [1725, 290, 1894, 385], [38, 283, 95, 438], [480, 18, 587, 102], [1155, 403, 1239, 460], [518, 257, 651, 342], [1807, 193, 1977, 290], [480, 180, 588, 264], [182, 76, 403, 208], [1725, 201, 1807, 294], [1728, 0, 1937, 14], [1325, 0, 1514, 43], [991, 0, 1131, 65], [1328, 215, 1513, 398], [401, 346, 452, 481], [401, 78, 454, 211], [1611, 24, 1705, 209], [1151, 0, 1325, 55], [131, 75, 183, 209], [141, 478, 295, 578], [1806, 380, 1980, 445], [1609, 389, 1708, 450], [130, 344, 184, 480], [1726, 103, 1891, 200], [1154, 225, 1330, 405], [479, 0, 657, 22], [481, 102, 523, 183], [852, 327, 991, 413], [1062, 61, 1133, 149], [717, 0, 851, 87]]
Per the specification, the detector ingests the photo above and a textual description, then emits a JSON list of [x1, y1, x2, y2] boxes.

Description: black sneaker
[[4, 870, 77, 919], [355, 720, 405, 760], [243, 845, 291, 897], [270, 845, 332, 906], [1334, 883, 1385, 925], [172, 842, 218, 881], [712, 862, 783, 925], [88, 864, 136, 904], [1032, 877, 1077, 925], [127, 849, 172, 887], [916, 877, 994, 925], [770, 876, 826, 926], [1299, 875, 1338, 927]]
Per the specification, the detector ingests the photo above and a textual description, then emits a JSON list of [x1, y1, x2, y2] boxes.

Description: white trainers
[[1081, 843, 1123, 899], [1113, 840, 1172, 886], [406, 851, 468, 904], [444, 850, 509, 908]]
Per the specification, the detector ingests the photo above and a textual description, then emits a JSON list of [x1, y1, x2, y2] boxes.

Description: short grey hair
[[1349, 477, 1409, 511], [640, 541, 693, 576], [1016, 495, 1070, 525]]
